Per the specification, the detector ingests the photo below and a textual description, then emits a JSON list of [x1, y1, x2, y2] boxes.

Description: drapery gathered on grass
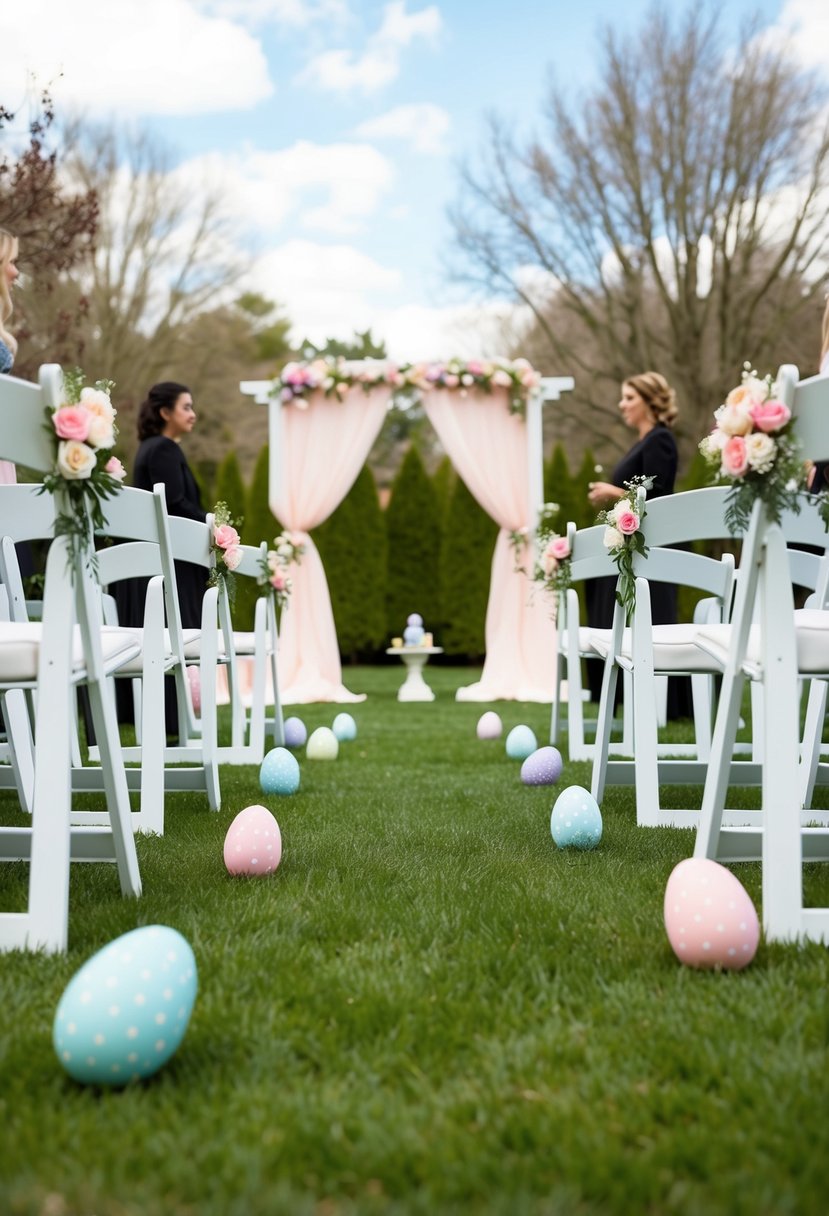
[[421, 386, 555, 701]]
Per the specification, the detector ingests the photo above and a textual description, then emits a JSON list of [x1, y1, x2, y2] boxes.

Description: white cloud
[[299, 1, 441, 94], [373, 300, 534, 362], [196, 0, 347, 28], [0, 0, 272, 116], [248, 239, 401, 341], [352, 103, 450, 154], [176, 141, 394, 235], [775, 0, 829, 71]]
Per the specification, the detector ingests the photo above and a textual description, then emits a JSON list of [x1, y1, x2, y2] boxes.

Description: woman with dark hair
[[584, 371, 689, 717], [115, 382, 206, 733]]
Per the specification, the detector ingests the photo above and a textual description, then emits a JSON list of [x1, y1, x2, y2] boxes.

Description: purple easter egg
[[520, 745, 563, 786], [283, 716, 307, 748]]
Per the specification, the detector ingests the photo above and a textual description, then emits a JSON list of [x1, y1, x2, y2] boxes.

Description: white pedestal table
[[386, 646, 443, 702]]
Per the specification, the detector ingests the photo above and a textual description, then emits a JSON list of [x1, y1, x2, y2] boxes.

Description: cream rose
[[87, 414, 115, 449], [715, 402, 753, 437], [744, 432, 777, 474], [57, 439, 97, 480], [603, 525, 624, 549], [80, 386, 116, 420]]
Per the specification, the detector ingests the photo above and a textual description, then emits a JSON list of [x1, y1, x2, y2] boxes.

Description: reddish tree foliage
[[0, 91, 98, 376]]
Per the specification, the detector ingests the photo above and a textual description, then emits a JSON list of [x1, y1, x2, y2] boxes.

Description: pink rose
[[549, 536, 571, 560], [270, 570, 287, 591], [53, 405, 91, 442], [615, 509, 640, 535], [721, 435, 749, 478], [105, 456, 126, 481], [748, 398, 791, 433], [223, 545, 243, 571], [214, 524, 239, 550]]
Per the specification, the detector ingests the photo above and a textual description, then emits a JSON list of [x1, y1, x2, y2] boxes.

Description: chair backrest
[[642, 486, 733, 546], [0, 366, 61, 472], [777, 365, 829, 460]]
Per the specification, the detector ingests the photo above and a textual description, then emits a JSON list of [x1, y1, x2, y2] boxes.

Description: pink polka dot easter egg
[[187, 666, 201, 715], [223, 804, 282, 877], [663, 858, 760, 970], [476, 711, 502, 740]]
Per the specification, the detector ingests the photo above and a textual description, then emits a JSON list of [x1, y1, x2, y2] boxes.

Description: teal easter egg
[[332, 712, 357, 742], [505, 724, 537, 760], [550, 786, 602, 849], [306, 726, 339, 760], [283, 717, 307, 748], [53, 925, 197, 1087], [259, 746, 300, 796]]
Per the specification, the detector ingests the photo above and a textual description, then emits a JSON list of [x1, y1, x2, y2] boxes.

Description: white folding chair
[[694, 365, 829, 944], [0, 366, 143, 953]]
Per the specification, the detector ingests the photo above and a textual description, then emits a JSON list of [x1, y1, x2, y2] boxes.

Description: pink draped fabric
[[269, 385, 391, 703], [421, 386, 555, 701]]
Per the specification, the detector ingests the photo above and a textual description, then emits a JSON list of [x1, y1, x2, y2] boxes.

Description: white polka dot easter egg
[[521, 745, 563, 786], [53, 925, 197, 1087], [476, 711, 502, 740], [505, 724, 538, 760], [550, 786, 602, 849], [663, 857, 760, 970], [223, 804, 283, 876], [332, 712, 357, 742], [283, 716, 307, 749], [306, 725, 339, 760], [187, 665, 201, 715], [259, 746, 300, 796]]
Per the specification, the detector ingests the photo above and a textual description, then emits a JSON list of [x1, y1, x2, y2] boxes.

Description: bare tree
[[450, 3, 829, 464]]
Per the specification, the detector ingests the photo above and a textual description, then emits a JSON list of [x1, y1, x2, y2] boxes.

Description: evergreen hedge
[[385, 445, 442, 641], [438, 475, 498, 658]]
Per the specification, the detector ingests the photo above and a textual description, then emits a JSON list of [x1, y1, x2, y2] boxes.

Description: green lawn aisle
[[1, 665, 827, 1216]]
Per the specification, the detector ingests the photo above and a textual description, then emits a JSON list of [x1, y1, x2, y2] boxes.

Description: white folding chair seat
[[693, 365, 829, 944], [0, 365, 142, 953]]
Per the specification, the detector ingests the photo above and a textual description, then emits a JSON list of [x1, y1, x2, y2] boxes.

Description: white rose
[[715, 402, 753, 437], [603, 525, 624, 549], [57, 439, 97, 480], [87, 414, 115, 449], [744, 432, 777, 474], [80, 386, 116, 420]]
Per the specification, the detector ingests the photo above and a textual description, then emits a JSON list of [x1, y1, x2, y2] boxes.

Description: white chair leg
[[198, 588, 221, 812], [85, 671, 142, 897], [690, 674, 712, 762], [655, 675, 668, 728], [1, 688, 34, 814], [631, 596, 661, 827], [591, 653, 619, 803], [800, 678, 828, 812], [136, 578, 166, 835]]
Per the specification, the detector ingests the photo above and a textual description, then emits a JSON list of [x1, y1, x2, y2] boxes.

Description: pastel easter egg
[[187, 666, 201, 715], [259, 747, 300, 796], [550, 786, 602, 849], [521, 745, 563, 786], [407, 613, 423, 627], [476, 711, 502, 740], [283, 716, 307, 749], [664, 857, 760, 970], [224, 804, 282, 876], [53, 925, 197, 1087], [306, 726, 339, 761], [505, 724, 538, 760], [332, 712, 357, 742]]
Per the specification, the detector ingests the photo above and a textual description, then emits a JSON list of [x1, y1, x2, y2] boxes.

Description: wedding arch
[[239, 360, 574, 704]]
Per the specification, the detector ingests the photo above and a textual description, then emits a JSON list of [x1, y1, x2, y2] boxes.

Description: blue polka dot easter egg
[[332, 712, 357, 742], [259, 746, 300, 796], [53, 925, 197, 1087], [505, 724, 538, 760], [550, 786, 603, 849]]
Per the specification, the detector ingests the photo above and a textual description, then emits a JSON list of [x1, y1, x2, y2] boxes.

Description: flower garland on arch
[[699, 363, 804, 533], [38, 367, 126, 575], [272, 356, 541, 417]]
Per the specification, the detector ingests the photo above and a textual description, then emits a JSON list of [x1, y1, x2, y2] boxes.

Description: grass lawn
[[1, 663, 828, 1216]]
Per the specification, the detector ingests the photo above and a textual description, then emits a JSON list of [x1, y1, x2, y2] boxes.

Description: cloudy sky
[[3, 0, 825, 360]]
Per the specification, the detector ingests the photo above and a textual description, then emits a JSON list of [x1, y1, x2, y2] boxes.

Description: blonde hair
[[624, 370, 678, 427], [820, 296, 829, 369], [0, 228, 19, 356]]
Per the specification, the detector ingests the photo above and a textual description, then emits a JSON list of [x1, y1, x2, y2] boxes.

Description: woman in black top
[[584, 371, 689, 716], [115, 382, 206, 734]]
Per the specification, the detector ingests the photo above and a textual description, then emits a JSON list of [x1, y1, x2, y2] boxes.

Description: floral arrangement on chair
[[259, 531, 305, 611], [276, 358, 407, 406], [530, 503, 572, 601], [598, 476, 652, 620], [39, 367, 126, 572], [208, 502, 243, 605], [699, 364, 804, 533]]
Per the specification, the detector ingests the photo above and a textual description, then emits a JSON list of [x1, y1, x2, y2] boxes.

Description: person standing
[[584, 371, 688, 716], [0, 228, 21, 484], [115, 382, 207, 735]]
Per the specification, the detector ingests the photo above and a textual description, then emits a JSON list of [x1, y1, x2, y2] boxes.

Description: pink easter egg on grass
[[223, 804, 282, 877], [664, 857, 759, 970], [476, 711, 502, 740]]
